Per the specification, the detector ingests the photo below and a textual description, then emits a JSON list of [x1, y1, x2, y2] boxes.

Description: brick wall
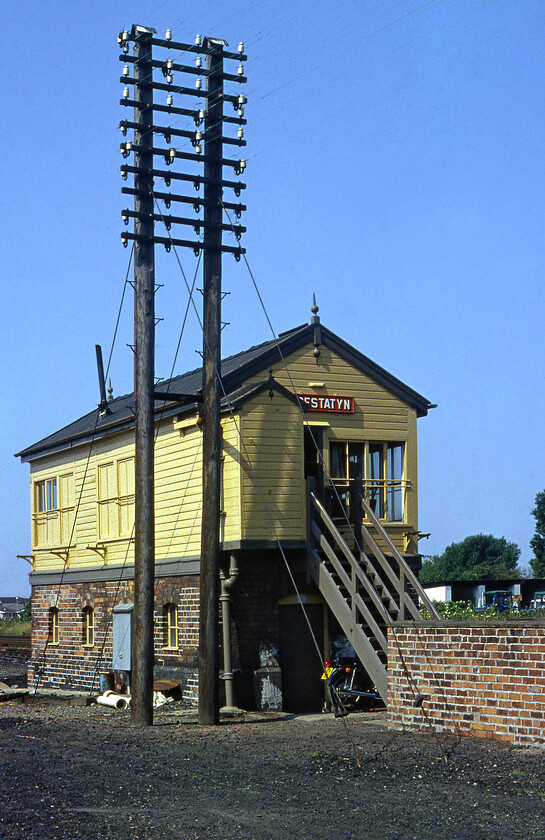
[[28, 552, 290, 708], [30, 577, 200, 702], [388, 621, 545, 745]]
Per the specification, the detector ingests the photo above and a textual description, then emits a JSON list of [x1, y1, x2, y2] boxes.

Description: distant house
[[0, 598, 30, 620], [16, 315, 435, 709]]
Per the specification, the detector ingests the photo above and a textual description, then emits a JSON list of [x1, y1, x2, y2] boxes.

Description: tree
[[419, 534, 521, 585], [18, 600, 31, 622], [530, 490, 545, 578]]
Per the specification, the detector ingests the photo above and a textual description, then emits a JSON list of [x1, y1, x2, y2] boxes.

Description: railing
[[355, 490, 440, 620], [307, 489, 389, 701], [326, 477, 410, 524], [306, 478, 439, 704], [310, 490, 432, 621]]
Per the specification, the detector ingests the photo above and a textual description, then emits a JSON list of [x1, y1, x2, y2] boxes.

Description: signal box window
[[33, 474, 74, 547], [37, 478, 57, 512], [329, 441, 405, 523]]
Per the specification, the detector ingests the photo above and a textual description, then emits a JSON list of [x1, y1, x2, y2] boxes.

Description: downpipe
[[220, 553, 239, 708]]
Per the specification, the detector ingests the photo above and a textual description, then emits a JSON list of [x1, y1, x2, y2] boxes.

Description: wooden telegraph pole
[[131, 25, 156, 726], [119, 26, 246, 726], [198, 39, 224, 726]]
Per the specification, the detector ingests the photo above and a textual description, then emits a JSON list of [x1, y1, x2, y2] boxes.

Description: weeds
[[419, 600, 545, 621], [0, 618, 31, 636]]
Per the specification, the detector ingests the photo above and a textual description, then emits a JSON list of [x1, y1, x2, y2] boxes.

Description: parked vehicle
[[475, 590, 512, 613], [322, 657, 382, 712], [529, 592, 545, 612]]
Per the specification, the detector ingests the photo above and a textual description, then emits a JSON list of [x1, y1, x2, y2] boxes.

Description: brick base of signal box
[[28, 551, 296, 707]]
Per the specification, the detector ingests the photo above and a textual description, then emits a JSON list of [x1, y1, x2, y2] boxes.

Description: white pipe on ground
[[96, 690, 130, 710]]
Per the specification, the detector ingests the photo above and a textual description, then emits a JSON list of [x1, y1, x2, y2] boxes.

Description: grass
[[511, 770, 545, 800], [0, 619, 31, 636]]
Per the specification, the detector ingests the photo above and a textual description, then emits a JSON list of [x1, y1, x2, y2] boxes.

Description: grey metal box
[[112, 603, 133, 670]]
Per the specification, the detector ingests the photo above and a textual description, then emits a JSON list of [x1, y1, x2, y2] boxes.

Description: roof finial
[[108, 378, 114, 401], [311, 293, 320, 324], [311, 295, 321, 359]]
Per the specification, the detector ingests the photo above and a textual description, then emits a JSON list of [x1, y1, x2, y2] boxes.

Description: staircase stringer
[[308, 548, 388, 702], [311, 527, 388, 650]]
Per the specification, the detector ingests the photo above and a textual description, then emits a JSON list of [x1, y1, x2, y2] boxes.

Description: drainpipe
[[220, 552, 239, 708]]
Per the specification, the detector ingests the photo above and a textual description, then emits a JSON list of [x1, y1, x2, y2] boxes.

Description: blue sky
[[2, 0, 544, 595]]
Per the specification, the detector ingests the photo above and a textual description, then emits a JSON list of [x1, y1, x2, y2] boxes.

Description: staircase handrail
[[310, 490, 421, 619], [310, 522, 388, 650], [358, 494, 440, 619]]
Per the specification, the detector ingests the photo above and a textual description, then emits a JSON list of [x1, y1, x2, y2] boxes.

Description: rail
[[0, 635, 31, 654]]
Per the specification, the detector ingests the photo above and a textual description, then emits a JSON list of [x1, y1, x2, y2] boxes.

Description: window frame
[[33, 473, 74, 548], [329, 440, 407, 523], [49, 607, 59, 646], [163, 603, 179, 650], [83, 606, 95, 647], [36, 478, 57, 512]]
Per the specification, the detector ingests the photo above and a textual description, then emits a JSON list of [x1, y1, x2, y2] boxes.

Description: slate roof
[[15, 321, 434, 462]]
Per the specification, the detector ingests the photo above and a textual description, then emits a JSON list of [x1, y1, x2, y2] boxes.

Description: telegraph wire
[[220, 199, 459, 757], [243, 0, 446, 101], [89, 234, 204, 694], [240, 0, 504, 165], [119, 0, 448, 170], [89, 521, 136, 696], [105, 243, 134, 380], [32, 245, 135, 697]]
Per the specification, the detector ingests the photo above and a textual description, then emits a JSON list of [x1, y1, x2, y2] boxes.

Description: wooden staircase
[[306, 481, 440, 704]]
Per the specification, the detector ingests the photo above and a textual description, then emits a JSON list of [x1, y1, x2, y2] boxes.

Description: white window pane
[[47, 479, 57, 511], [387, 443, 404, 522]]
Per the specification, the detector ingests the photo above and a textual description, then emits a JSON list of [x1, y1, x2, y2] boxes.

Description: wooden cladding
[[28, 341, 421, 570]]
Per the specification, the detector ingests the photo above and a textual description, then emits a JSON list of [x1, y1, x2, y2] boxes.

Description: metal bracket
[[86, 545, 107, 562]]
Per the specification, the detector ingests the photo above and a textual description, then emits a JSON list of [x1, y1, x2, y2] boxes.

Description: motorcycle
[[321, 657, 382, 712]]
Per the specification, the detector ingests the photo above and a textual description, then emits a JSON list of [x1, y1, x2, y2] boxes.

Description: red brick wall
[[28, 553, 291, 707], [29, 577, 200, 702], [387, 622, 545, 745]]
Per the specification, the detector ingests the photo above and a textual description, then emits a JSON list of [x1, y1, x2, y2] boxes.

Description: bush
[[419, 599, 545, 621]]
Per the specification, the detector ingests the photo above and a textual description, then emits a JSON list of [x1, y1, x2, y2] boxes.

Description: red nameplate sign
[[298, 394, 354, 413]]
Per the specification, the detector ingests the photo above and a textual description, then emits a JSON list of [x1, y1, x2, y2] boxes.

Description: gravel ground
[[1, 657, 545, 840], [0, 654, 28, 687]]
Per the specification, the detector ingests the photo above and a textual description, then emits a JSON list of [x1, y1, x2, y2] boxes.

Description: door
[[304, 426, 324, 500], [279, 601, 324, 713]]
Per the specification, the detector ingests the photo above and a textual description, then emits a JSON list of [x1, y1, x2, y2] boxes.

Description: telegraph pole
[[119, 26, 247, 726], [198, 40, 224, 725], [131, 25, 156, 726]]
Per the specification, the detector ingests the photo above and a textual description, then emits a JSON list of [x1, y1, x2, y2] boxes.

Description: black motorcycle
[[322, 657, 382, 712]]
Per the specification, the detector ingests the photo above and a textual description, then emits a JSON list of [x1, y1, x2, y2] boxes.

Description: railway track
[[0, 635, 31, 654]]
